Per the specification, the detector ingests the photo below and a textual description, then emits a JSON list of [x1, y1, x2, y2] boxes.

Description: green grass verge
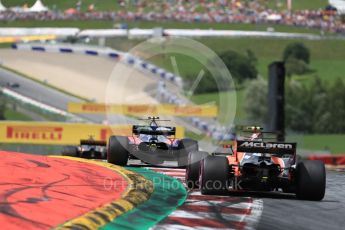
[[127, 21, 322, 34], [0, 143, 63, 155], [4, 108, 33, 121], [0, 43, 11, 48], [185, 131, 205, 141], [267, 0, 327, 10], [287, 134, 345, 154]]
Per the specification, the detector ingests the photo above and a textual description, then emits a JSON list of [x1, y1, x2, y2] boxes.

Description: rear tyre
[[296, 160, 326, 201], [186, 151, 209, 189], [200, 156, 229, 195], [177, 139, 198, 167], [107, 136, 129, 166], [61, 146, 79, 157]]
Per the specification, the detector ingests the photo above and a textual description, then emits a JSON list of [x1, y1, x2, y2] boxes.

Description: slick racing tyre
[[186, 151, 209, 189], [200, 156, 229, 195], [107, 136, 129, 166], [296, 160, 326, 201], [61, 146, 79, 157], [177, 139, 198, 167]]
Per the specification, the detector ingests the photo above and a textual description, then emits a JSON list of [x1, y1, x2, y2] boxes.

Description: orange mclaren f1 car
[[186, 127, 326, 201]]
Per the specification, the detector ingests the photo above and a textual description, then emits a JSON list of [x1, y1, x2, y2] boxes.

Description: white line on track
[[185, 200, 252, 209]]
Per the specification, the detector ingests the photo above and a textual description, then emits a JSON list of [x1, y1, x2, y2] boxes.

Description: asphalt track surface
[[149, 167, 345, 230], [257, 171, 345, 230]]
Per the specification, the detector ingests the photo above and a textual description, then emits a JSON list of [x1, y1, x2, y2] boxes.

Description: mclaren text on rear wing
[[236, 140, 297, 155], [132, 125, 176, 136]]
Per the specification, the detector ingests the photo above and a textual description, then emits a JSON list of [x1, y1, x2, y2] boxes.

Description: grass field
[[4, 109, 33, 121], [143, 37, 345, 85], [267, 0, 327, 10], [287, 134, 345, 154]]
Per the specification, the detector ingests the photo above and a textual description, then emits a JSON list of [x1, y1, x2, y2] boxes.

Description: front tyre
[[107, 136, 129, 166], [296, 160, 326, 201]]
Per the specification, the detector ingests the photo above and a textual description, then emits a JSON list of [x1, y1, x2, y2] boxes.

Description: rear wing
[[132, 125, 176, 136], [236, 140, 296, 155], [80, 140, 107, 146]]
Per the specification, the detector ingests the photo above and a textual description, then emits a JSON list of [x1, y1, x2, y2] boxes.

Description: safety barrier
[[0, 121, 185, 145], [0, 35, 57, 43], [68, 102, 218, 117], [308, 154, 345, 165], [0, 28, 324, 40], [0, 28, 79, 37]]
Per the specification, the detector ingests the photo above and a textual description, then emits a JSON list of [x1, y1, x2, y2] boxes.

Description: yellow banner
[[0, 35, 57, 43], [68, 103, 218, 117], [0, 122, 184, 145]]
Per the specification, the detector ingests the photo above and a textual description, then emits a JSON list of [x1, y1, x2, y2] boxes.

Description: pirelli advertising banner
[[68, 103, 218, 117], [0, 35, 57, 43], [0, 122, 184, 145]]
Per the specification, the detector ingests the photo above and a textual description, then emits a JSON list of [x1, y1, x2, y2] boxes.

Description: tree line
[[244, 77, 345, 134]]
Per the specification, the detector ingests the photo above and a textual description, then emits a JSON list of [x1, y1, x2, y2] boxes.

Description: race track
[[257, 171, 345, 230], [150, 167, 345, 230]]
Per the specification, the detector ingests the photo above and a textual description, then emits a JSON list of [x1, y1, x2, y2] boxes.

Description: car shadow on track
[[226, 191, 296, 200]]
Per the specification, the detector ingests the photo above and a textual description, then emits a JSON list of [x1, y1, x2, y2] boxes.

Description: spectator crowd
[[1, 0, 345, 34]]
